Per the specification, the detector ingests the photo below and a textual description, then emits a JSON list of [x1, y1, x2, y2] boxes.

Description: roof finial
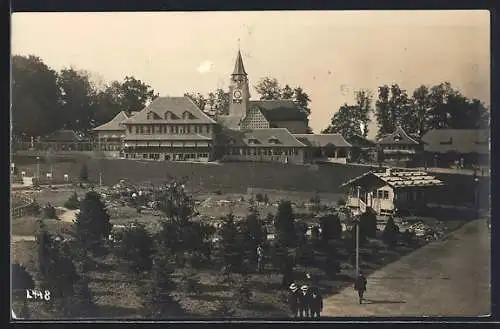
[[237, 38, 240, 51]]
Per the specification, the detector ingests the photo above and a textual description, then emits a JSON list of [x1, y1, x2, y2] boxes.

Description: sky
[[11, 10, 490, 138]]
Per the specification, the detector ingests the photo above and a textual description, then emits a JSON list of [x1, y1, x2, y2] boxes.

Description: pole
[[356, 186, 361, 275], [36, 157, 40, 181]]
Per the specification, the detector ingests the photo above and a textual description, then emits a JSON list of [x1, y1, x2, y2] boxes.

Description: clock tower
[[228, 49, 250, 121]]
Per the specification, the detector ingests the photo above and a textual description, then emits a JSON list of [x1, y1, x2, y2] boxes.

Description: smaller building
[[293, 134, 352, 163], [92, 111, 132, 155], [39, 129, 88, 151], [340, 168, 445, 216], [421, 129, 490, 169], [377, 126, 421, 167], [217, 128, 308, 164]]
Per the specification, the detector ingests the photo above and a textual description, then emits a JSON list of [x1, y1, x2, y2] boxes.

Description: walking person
[[288, 283, 300, 318], [354, 271, 367, 304], [309, 285, 323, 319], [298, 285, 311, 319], [256, 245, 264, 273]]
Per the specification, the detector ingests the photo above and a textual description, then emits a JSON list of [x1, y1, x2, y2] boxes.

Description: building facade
[[377, 126, 422, 166], [421, 129, 490, 169], [93, 48, 353, 164], [340, 168, 445, 216]]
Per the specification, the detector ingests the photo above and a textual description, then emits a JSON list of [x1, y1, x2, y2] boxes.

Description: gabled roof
[[377, 126, 419, 145], [249, 100, 308, 122], [421, 129, 490, 155], [218, 128, 307, 147], [232, 50, 247, 76], [41, 129, 82, 142], [293, 134, 352, 148], [93, 111, 129, 131], [339, 170, 445, 189], [122, 97, 217, 125]]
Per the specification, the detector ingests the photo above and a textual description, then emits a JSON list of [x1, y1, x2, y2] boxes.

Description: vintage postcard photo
[[10, 10, 490, 320]]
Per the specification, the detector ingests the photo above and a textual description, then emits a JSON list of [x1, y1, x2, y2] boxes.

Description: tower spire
[[232, 47, 247, 76]]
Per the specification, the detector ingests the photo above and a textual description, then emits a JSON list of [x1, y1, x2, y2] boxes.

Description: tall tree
[[11, 55, 62, 137], [58, 68, 97, 133], [184, 92, 207, 111], [293, 86, 312, 115], [119, 76, 158, 114], [281, 84, 294, 99], [322, 104, 363, 139], [213, 88, 230, 115], [354, 89, 373, 137], [411, 85, 432, 137], [254, 77, 281, 100], [93, 81, 124, 126], [375, 85, 391, 139]]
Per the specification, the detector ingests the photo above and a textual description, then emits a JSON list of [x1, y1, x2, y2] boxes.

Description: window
[[383, 190, 389, 199], [143, 154, 148, 159], [206, 125, 210, 134], [174, 126, 179, 134], [135, 126, 140, 134], [194, 126, 199, 134]]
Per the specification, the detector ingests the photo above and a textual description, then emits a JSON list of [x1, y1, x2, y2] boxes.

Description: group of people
[[287, 273, 323, 319], [287, 271, 368, 319]]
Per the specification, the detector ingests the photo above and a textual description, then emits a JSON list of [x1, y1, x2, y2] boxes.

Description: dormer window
[[164, 111, 177, 120], [182, 111, 192, 120], [146, 111, 158, 120], [247, 138, 261, 145], [268, 137, 281, 144], [393, 134, 401, 142]]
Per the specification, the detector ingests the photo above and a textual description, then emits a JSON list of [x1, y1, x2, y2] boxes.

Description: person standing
[[354, 271, 367, 304], [256, 245, 264, 273], [298, 285, 311, 318], [309, 285, 323, 319], [288, 283, 300, 318]]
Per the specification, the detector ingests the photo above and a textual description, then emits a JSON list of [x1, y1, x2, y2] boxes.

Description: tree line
[[12, 55, 316, 140], [322, 83, 489, 141]]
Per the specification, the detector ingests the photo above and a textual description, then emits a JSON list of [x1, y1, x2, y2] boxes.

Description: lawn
[[10, 186, 472, 319]]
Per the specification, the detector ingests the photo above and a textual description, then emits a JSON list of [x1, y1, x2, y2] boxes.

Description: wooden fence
[[11, 193, 35, 218]]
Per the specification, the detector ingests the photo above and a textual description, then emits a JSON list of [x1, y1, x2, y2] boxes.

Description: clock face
[[233, 90, 242, 99]]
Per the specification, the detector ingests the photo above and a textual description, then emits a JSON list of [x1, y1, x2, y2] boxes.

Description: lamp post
[[473, 173, 480, 215], [355, 185, 361, 275], [36, 156, 40, 181]]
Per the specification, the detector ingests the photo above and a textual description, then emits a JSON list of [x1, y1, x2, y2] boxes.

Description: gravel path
[[322, 219, 490, 317]]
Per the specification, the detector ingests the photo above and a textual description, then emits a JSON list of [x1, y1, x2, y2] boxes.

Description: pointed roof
[[377, 126, 419, 145], [93, 111, 130, 131], [232, 50, 247, 76]]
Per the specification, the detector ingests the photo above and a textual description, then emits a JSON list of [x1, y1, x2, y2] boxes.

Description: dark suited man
[[298, 285, 311, 318], [288, 283, 300, 318], [309, 286, 323, 319], [354, 271, 367, 304]]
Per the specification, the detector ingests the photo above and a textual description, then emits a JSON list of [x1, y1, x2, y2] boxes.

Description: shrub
[[114, 222, 154, 273], [324, 249, 341, 277], [12, 263, 35, 291], [234, 273, 252, 307], [43, 203, 57, 219], [336, 198, 347, 207], [64, 192, 80, 210], [263, 194, 269, 204], [382, 216, 400, 247], [295, 243, 315, 267], [319, 213, 342, 243], [274, 200, 295, 247], [255, 193, 264, 203], [80, 163, 89, 182], [359, 208, 378, 240]]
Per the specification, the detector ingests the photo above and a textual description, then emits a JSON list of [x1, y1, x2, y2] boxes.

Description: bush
[[295, 244, 315, 267], [359, 208, 378, 241], [319, 213, 342, 243], [255, 193, 264, 203], [43, 203, 57, 219], [114, 222, 154, 273], [64, 192, 80, 210], [274, 200, 295, 247], [25, 201, 41, 216], [382, 216, 400, 247], [80, 163, 89, 182], [234, 273, 252, 307], [263, 194, 269, 204], [324, 249, 341, 277], [336, 198, 347, 207]]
